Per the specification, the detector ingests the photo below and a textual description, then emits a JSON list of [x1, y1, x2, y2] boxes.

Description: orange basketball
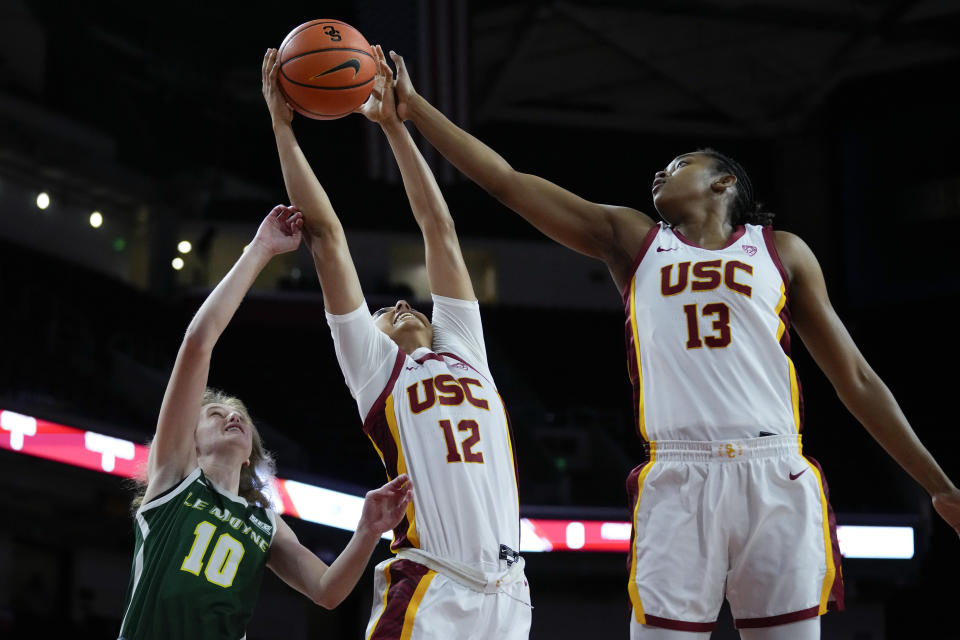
[[277, 19, 376, 120]]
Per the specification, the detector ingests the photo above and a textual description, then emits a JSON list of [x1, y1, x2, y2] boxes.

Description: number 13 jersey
[[326, 295, 520, 572], [625, 223, 802, 443]]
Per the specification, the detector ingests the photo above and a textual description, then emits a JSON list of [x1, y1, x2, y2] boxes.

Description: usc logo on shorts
[[717, 443, 744, 458]]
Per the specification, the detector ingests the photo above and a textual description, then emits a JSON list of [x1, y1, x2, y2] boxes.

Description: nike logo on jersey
[[656, 246, 677, 252], [312, 59, 361, 79], [789, 469, 807, 481]]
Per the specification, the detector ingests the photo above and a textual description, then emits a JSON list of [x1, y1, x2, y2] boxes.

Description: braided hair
[[697, 148, 775, 226]]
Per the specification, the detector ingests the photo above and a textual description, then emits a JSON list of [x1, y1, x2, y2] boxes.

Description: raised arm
[[357, 46, 473, 300], [267, 474, 413, 608], [262, 48, 363, 315], [388, 50, 654, 290], [145, 206, 302, 503], [778, 231, 960, 537]]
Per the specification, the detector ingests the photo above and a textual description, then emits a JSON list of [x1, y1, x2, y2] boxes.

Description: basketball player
[[382, 50, 960, 639], [118, 205, 414, 639], [262, 46, 531, 639]]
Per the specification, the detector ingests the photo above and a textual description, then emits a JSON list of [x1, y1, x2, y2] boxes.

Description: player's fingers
[[384, 474, 410, 493], [375, 45, 391, 77], [374, 44, 384, 77], [379, 49, 394, 83], [263, 48, 274, 76], [389, 51, 406, 78]]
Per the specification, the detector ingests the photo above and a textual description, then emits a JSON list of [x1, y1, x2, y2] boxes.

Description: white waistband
[[396, 548, 526, 594], [650, 434, 801, 462]]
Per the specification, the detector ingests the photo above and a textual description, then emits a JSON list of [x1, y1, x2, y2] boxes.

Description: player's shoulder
[[605, 204, 657, 236], [769, 230, 819, 284], [604, 205, 659, 279]]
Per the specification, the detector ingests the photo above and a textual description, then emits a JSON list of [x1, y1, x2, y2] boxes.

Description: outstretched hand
[[251, 205, 303, 255], [355, 45, 401, 128], [358, 473, 413, 535], [933, 488, 960, 539], [262, 48, 293, 126], [388, 50, 417, 122]]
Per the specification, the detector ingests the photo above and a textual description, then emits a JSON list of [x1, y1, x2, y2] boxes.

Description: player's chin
[[219, 431, 253, 452], [395, 315, 427, 331]]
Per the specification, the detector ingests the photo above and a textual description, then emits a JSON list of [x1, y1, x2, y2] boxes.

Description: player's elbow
[[305, 227, 349, 261], [485, 164, 522, 201], [304, 217, 345, 245], [181, 323, 216, 355], [421, 214, 457, 240], [833, 361, 881, 405], [312, 590, 344, 610]]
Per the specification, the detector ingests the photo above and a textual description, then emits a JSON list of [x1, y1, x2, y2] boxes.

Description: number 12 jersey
[[326, 295, 520, 573]]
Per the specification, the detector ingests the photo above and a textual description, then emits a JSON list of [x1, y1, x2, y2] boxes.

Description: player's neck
[[199, 456, 244, 497], [674, 213, 735, 250], [395, 336, 431, 355]]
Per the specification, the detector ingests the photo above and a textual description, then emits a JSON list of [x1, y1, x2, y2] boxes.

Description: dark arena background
[[1, 1, 959, 638]]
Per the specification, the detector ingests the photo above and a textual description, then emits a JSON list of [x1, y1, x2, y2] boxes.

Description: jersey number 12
[[438, 419, 484, 463]]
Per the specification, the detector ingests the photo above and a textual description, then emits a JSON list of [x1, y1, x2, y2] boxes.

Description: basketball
[[277, 19, 376, 120]]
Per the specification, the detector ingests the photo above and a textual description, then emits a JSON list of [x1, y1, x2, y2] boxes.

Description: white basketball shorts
[[365, 553, 532, 640], [626, 435, 843, 633]]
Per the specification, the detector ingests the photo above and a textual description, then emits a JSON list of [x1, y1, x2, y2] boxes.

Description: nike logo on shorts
[[789, 469, 807, 481]]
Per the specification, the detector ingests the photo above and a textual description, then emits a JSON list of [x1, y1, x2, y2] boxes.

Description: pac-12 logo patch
[[741, 244, 758, 256]]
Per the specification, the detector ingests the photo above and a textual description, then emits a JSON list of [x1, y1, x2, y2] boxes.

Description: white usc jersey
[[364, 348, 520, 570], [625, 223, 802, 442], [327, 296, 520, 572]]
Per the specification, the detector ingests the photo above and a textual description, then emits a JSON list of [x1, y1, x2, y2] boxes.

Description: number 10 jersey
[[118, 468, 277, 639]]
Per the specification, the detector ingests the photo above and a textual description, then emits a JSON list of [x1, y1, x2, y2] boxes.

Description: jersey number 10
[[181, 521, 245, 588]]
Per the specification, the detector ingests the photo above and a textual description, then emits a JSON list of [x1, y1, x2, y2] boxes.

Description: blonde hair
[[130, 388, 276, 513]]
